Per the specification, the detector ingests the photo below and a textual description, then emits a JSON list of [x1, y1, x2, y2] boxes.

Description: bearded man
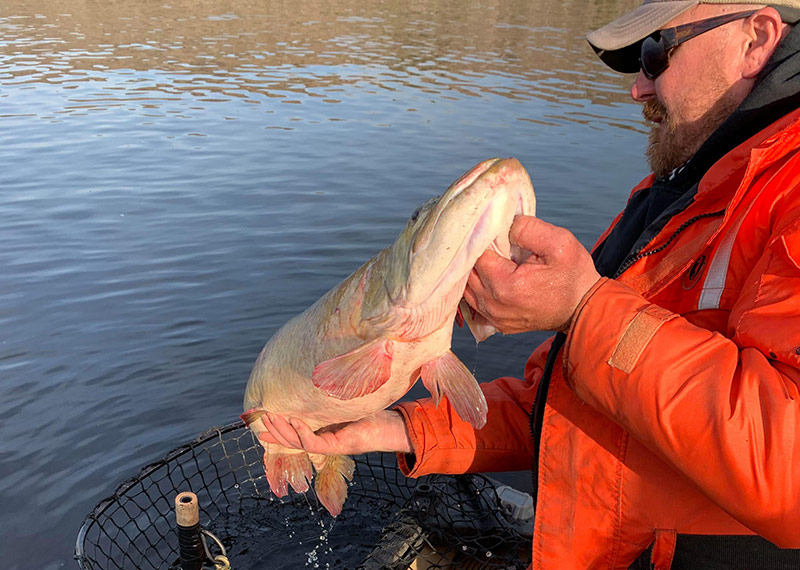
[[259, 1, 800, 567]]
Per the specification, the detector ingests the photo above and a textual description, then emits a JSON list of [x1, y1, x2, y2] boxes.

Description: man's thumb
[[509, 215, 559, 253]]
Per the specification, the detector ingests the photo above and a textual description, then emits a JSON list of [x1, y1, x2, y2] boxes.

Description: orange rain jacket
[[394, 108, 800, 568]]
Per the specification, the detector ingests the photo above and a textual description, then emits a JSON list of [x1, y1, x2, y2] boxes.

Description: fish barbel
[[242, 157, 536, 516]]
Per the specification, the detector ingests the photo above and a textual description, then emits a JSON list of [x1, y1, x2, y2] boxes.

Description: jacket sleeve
[[563, 219, 800, 547], [394, 338, 552, 477]]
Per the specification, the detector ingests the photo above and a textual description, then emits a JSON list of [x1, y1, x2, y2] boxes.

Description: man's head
[[588, 1, 798, 176]]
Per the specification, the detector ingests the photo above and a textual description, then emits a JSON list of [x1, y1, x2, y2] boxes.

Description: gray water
[[0, 0, 647, 568]]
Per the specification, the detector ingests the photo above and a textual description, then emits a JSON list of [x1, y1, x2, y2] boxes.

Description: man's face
[[631, 6, 749, 177], [641, 72, 740, 177]]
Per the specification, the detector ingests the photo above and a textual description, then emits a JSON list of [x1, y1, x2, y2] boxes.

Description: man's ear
[[741, 7, 785, 79]]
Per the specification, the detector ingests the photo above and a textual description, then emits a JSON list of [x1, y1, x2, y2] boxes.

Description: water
[[0, 0, 647, 568]]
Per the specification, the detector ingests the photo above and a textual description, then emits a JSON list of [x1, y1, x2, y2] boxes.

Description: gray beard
[[644, 92, 741, 178]]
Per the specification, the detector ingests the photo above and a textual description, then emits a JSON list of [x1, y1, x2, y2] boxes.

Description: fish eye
[[409, 195, 439, 225]]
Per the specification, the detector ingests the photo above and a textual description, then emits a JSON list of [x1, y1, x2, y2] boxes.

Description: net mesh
[[75, 421, 532, 570]]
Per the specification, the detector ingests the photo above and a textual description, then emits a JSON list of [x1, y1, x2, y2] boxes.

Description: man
[[260, 1, 800, 567]]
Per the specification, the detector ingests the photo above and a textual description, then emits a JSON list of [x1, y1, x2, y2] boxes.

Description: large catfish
[[242, 157, 536, 516]]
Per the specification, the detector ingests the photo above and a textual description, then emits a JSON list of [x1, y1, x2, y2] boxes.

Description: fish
[[241, 157, 536, 516]]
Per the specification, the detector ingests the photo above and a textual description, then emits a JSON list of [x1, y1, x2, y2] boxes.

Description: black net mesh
[[75, 422, 533, 570]]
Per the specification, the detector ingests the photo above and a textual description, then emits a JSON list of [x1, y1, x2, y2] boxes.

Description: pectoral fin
[[420, 350, 488, 428], [313, 338, 393, 400]]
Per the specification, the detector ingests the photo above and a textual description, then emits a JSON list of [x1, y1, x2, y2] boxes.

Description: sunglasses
[[640, 10, 757, 80]]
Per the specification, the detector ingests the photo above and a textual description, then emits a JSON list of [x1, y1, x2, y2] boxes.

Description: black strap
[[530, 331, 566, 506], [628, 534, 800, 569]]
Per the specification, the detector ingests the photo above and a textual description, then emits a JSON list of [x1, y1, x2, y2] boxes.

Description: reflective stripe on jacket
[[394, 107, 800, 569]]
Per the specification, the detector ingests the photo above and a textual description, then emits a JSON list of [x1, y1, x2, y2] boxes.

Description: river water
[[0, 0, 647, 568]]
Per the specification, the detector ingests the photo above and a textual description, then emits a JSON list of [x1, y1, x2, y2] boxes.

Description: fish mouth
[[432, 158, 501, 217], [465, 188, 527, 261], [404, 158, 535, 306], [411, 158, 505, 258], [416, 158, 507, 242]]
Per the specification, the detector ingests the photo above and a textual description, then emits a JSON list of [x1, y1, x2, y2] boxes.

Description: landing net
[[75, 421, 532, 569]]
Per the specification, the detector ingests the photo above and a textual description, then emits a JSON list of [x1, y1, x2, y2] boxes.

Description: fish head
[[383, 157, 536, 311]]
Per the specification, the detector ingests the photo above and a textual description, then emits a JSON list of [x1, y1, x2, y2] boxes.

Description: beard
[[643, 89, 741, 178]]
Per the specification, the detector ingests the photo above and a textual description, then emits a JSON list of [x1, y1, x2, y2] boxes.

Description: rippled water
[[0, 0, 646, 568]]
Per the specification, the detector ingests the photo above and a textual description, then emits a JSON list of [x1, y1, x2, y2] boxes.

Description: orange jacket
[[395, 108, 800, 569]]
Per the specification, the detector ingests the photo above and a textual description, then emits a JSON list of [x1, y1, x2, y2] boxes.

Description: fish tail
[[313, 454, 355, 517], [263, 445, 313, 497]]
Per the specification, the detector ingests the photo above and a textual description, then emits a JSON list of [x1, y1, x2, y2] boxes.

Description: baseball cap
[[587, 0, 800, 73]]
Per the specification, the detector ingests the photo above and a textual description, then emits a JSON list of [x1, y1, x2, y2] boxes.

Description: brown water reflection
[[1, 1, 651, 568], [2, 0, 640, 112]]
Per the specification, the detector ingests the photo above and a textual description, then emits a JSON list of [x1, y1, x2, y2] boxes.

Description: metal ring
[[200, 527, 228, 558]]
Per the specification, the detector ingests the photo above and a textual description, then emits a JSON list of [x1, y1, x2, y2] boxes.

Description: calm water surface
[[0, 0, 646, 567]]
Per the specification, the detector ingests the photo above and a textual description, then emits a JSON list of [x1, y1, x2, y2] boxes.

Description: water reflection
[[2, 0, 642, 129], [1, 0, 647, 568]]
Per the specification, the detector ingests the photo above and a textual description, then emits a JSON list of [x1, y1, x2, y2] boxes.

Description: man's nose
[[631, 70, 655, 102]]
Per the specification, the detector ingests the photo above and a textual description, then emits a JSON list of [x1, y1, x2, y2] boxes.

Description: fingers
[[257, 413, 333, 455], [464, 269, 482, 308], [509, 215, 562, 255], [258, 412, 303, 449], [461, 284, 493, 325], [257, 431, 280, 445], [467, 248, 516, 305], [253, 410, 406, 456], [473, 247, 516, 278], [288, 417, 326, 453]]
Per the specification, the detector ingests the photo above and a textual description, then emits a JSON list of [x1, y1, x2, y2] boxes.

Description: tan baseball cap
[[587, 0, 800, 73]]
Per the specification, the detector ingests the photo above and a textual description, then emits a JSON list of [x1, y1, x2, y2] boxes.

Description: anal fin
[[313, 338, 393, 400], [421, 350, 488, 429], [263, 446, 313, 497], [314, 454, 356, 517]]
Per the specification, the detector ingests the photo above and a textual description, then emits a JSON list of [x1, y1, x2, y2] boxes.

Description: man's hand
[[463, 215, 600, 333], [257, 409, 412, 455]]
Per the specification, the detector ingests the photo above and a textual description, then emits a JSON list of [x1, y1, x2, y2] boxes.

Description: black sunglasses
[[640, 10, 757, 80]]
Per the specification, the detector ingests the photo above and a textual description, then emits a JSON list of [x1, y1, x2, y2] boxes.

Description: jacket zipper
[[613, 209, 725, 278]]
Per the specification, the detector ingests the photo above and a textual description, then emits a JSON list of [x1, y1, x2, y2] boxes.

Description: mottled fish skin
[[242, 157, 536, 516]]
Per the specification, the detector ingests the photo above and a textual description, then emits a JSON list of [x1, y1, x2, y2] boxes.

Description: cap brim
[[587, 0, 698, 73]]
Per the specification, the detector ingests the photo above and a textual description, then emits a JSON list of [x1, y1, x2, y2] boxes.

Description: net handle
[[176, 492, 205, 570]]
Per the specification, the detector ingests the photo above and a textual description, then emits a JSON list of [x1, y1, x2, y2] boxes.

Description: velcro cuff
[[608, 305, 675, 374]]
